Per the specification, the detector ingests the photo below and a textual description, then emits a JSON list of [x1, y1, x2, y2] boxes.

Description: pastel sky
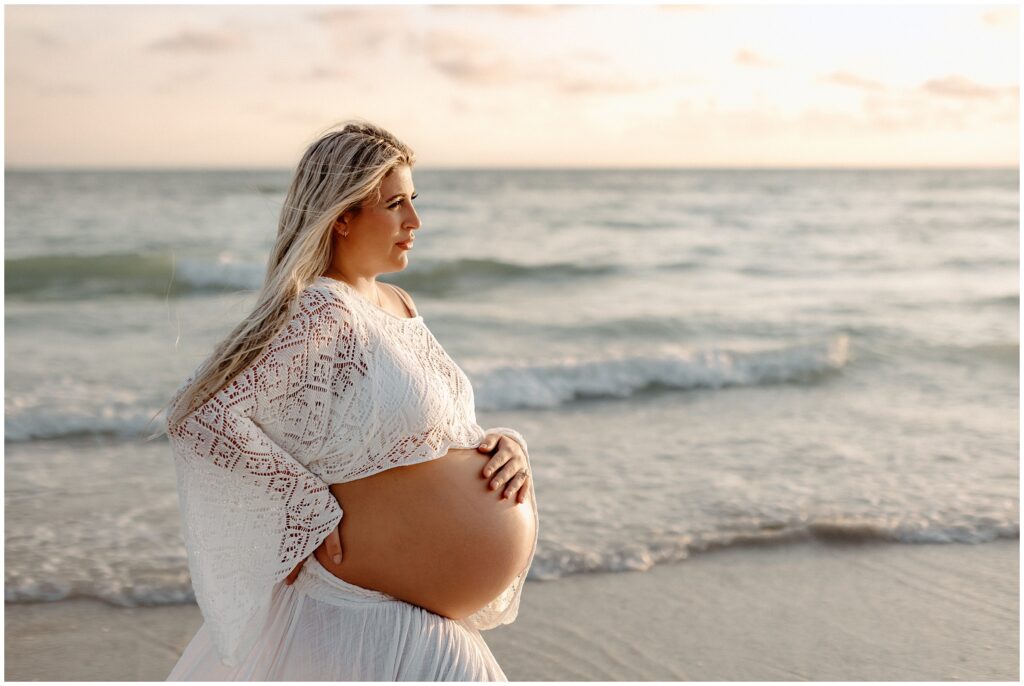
[[4, 3, 1020, 168]]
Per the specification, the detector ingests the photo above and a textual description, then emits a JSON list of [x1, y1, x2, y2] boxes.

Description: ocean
[[4, 167, 1018, 606]]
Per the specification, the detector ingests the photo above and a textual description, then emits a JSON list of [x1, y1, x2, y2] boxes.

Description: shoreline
[[5, 539, 1018, 681]]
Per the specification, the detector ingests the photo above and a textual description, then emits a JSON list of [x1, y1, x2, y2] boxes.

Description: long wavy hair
[[162, 119, 416, 431]]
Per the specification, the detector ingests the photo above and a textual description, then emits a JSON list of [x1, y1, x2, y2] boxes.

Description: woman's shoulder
[[384, 282, 418, 317], [287, 279, 362, 337], [299, 276, 352, 309]]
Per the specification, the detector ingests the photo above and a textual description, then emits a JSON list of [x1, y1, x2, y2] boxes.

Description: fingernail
[[333, 554, 341, 564]]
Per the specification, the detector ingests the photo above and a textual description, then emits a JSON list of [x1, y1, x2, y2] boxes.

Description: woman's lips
[[396, 240, 413, 250]]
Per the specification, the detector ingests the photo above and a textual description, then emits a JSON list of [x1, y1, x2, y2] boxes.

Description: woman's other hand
[[477, 433, 531, 504], [284, 521, 342, 585]]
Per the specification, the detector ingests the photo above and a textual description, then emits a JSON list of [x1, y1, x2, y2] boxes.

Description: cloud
[[307, 7, 412, 53], [981, 6, 1018, 27], [428, 5, 571, 16], [735, 49, 775, 68], [311, 7, 374, 23], [423, 29, 658, 96], [821, 71, 887, 92], [921, 74, 1010, 100], [424, 30, 521, 83], [301, 66, 352, 81], [148, 28, 246, 53], [672, 77, 1006, 140], [310, 6, 411, 24], [555, 73, 660, 95], [266, 65, 354, 85], [22, 28, 66, 48], [859, 84, 1012, 132], [657, 4, 714, 11]]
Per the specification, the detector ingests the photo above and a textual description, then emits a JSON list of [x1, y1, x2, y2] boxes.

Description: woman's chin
[[379, 255, 409, 273], [389, 254, 409, 269]]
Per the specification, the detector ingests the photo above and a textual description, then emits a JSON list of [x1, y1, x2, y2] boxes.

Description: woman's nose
[[407, 206, 422, 230]]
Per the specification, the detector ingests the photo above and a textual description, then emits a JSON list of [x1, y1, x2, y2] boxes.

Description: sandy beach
[[5, 8, 1019, 683], [5, 538, 1017, 681]]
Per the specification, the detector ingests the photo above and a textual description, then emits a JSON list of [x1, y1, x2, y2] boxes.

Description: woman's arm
[[167, 287, 353, 667]]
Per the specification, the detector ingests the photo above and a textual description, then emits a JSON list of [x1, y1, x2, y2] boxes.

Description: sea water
[[4, 167, 1018, 605]]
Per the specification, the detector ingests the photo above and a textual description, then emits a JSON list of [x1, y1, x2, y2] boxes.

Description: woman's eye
[[389, 194, 416, 209]]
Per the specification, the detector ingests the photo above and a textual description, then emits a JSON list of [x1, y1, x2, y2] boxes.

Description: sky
[[4, 2, 1020, 169]]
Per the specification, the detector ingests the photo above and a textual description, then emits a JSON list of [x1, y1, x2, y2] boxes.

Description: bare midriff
[[317, 447, 536, 620]]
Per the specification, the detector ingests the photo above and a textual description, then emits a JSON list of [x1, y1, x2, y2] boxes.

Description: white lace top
[[167, 276, 538, 667]]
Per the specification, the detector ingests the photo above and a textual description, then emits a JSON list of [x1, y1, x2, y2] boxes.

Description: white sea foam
[[4, 513, 1018, 605], [471, 336, 850, 410]]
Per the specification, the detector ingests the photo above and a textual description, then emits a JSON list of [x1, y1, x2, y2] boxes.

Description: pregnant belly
[[317, 447, 537, 620]]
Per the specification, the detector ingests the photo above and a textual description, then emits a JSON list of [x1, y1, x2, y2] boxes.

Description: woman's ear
[[333, 213, 349, 237]]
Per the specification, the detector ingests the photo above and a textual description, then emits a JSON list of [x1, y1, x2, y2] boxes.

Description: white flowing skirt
[[167, 555, 508, 681]]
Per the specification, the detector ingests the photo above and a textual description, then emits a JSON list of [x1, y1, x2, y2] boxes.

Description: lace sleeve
[[463, 426, 539, 630], [166, 288, 352, 667]]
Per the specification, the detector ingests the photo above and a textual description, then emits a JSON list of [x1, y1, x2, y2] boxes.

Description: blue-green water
[[4, 167, 1018, 605]]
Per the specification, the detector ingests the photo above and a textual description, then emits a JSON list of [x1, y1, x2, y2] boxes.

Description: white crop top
[[166, 276, 537, 667]]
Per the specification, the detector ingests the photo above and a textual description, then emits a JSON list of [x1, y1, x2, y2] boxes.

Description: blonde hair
[[162, 119, 416, 431]]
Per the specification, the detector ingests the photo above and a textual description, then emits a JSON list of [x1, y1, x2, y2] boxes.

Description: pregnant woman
[[163, 120, 539, 680]]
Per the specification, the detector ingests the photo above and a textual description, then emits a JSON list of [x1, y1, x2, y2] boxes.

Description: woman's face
[[335, 164, 421, 276]]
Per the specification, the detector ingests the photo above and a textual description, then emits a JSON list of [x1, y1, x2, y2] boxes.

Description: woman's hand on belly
[[476, 432, 532, 504]]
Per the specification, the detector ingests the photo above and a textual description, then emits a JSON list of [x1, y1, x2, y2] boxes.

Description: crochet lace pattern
[[167, 278, 537, 667]]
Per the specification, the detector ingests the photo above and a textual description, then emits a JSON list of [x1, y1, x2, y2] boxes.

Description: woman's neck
[[322, 268, 382, 307]]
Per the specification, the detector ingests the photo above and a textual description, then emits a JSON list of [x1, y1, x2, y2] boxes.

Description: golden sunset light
[[5, 3, 1019, 168], [5, 5, 1021, 684]]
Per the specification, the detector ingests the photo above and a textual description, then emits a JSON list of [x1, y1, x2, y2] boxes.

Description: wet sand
[[5, 539, 1018, 681]]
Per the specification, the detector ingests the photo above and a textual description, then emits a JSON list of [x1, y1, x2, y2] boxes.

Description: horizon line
[[6, 164, 1019, 173]]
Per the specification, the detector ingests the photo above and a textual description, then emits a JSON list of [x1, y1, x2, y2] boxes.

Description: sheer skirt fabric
[[166, 555, 508, 681]]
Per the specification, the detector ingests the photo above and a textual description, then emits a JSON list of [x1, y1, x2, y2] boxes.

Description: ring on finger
[[503, 471, 527, 498]]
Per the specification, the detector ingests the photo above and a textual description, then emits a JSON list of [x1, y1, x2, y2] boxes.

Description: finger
[[486, 447, 528, 480], [477, 434, 501, 453], [516, 473, 531, 504], [502, 471, 528, 500], [326, 524, 343, 564], [482, 450, 511, 479], [489, 462, 520, 492]]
